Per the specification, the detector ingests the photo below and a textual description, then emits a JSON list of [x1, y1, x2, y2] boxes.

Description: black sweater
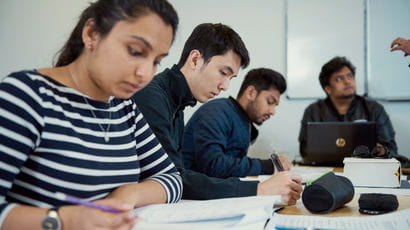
[[132, 65, 258, 199]]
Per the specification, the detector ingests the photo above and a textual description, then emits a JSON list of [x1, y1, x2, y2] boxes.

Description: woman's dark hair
[[176, 23, 250, 69], [54, 0, 178, 67], [237, 68, 287, 97], [319, 56, 356, 89]]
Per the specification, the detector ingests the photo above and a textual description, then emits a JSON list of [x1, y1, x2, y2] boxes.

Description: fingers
[[279, 172, 303, 204], [391, 46, 402, 52], [288, 176, 303, 197], [287, 171, 302, 184], [258, 171, 302, 202], [285, 198, 297, 205], [279, 156, 292, 171], [114, 215, 138, 230], [60, 203, 137, 230], [91, 199, 136, 229], [391, 37, 402, 48], [281, 192, 299, 205], [279, 180, 302, 205], [283, 192, 300, 205], [93, 209, 137, 229], [274, 171, 302, 183], [390, 37, 410, 54]]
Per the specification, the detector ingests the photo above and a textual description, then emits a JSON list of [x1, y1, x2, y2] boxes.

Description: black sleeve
[[133, 84, 258, 199], [180, 167, 258, 200], [370, 103, 398, 155], [299, 106, 313, 158]]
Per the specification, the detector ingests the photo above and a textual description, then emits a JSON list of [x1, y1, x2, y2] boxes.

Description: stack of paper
[[267, 208, 410, 229], [132, 196, 282, 230]]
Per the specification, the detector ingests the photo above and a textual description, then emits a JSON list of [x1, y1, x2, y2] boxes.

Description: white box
[[343, 157, 401, 188]]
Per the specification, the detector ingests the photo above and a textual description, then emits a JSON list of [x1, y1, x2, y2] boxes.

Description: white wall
[[1, 0, 409, 159], [167, 0, 410, 159], [0, 0, 90, 74]]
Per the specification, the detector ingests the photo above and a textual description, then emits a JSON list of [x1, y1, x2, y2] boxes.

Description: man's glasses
[[352, 145, 391, 158]]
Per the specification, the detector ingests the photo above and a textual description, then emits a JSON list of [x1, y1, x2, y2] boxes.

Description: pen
[[275, 227, 336, 230], [271, 153, 284, 171], [55, 192, 122, 213]]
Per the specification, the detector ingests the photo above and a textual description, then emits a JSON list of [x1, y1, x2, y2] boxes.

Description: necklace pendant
[[104, 134, 110, 142]]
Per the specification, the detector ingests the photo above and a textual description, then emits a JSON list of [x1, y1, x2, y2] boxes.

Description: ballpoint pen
[[55, 192, 123, 213], [271, 152, 284, 171]]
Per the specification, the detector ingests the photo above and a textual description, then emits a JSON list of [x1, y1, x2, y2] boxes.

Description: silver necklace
[[68, 66, 112, 142], [82, 96, 112, 142]]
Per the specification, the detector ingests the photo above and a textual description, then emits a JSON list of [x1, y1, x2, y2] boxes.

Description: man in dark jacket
[[133, 23, 302, 204], [299, 56, 397, 159], [182, 68, 292, 178]]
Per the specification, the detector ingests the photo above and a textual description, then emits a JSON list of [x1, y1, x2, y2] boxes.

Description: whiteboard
[[367, 0, 410, 100], [286, 0, 365, 99]]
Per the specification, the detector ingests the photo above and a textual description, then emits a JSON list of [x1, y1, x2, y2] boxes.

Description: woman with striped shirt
[[0, 0, 181, 229]]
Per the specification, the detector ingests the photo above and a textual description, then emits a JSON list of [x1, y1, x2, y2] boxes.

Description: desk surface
[[275, 166, 410, 216], [278, 194, 410, 217]]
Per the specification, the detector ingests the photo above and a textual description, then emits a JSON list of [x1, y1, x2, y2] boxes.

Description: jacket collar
[[168, 65, 197, 111], [229, 96, 251, 122], [325, 95, 362, 118], [229, 96, 258, 143]]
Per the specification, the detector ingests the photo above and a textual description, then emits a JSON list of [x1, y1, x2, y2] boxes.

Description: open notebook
[[132, 196, 282, 230]]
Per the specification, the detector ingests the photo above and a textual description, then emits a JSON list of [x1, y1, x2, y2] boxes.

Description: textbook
[[132, 196, 282, 229]]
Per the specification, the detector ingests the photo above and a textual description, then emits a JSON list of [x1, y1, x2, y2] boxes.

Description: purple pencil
[[55, 192, 122, 214]]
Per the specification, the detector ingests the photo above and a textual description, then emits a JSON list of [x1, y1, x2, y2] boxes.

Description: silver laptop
[[302, 121, 377, 166]]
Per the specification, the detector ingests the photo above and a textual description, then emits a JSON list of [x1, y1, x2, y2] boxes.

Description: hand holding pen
[[271, 152, 292, 172], [56, 192, 124, 213], [55, 192, 137, 229]]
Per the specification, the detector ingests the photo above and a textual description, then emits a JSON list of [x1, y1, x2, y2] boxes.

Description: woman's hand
[[59, 198, 137, 230]]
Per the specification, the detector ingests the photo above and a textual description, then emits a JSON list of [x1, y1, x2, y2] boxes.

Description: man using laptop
[[133, 23, 302, 203], [182, 68, 292, 178], [298, 56, 398, 160]]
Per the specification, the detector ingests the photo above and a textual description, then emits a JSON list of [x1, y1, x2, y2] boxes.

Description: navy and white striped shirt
[[0, 70, 182, 225]]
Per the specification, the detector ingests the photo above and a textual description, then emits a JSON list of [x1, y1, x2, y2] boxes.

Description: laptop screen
[[303, 121, 377, 166]]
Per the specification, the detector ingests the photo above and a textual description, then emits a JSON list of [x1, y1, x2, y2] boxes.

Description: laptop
[[301, 121, 377, 166]]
